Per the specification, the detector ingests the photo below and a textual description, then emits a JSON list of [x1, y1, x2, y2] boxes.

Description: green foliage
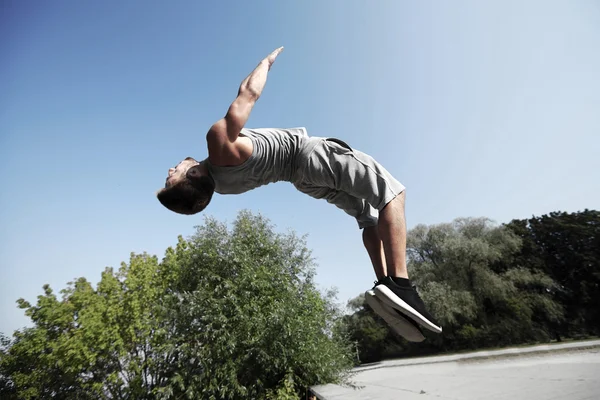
[[0, 210, 353, 399], [506, 209, 600, 337], [418, 282, 477, 327], [3, 208, 596, 391], [0, 334, 17, 399], [0, 254, 172, 399], [162, 210, 354, 398]]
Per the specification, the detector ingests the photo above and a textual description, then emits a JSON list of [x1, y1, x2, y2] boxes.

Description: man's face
[[165, 157, 199, 187]]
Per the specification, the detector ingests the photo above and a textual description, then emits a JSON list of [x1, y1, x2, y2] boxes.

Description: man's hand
[[264, 46, 284, 70]]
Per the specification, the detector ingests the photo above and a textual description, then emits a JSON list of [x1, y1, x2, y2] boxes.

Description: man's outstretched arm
[[207, 47, 284, 146]]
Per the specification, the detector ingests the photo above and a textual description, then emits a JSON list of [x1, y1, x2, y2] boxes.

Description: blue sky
[[1, 0, 599, 335]]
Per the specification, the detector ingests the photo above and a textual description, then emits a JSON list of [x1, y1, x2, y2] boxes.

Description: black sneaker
[[365, 286, 425, 342], [374, 276, 442, 333]]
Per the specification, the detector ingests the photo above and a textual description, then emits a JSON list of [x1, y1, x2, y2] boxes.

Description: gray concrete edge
[[353, 339, 600, 371], [309, 339, 600, 398]]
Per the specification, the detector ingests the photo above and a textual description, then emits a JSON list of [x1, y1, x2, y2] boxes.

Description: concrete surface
[[311, 340, 600, 400]]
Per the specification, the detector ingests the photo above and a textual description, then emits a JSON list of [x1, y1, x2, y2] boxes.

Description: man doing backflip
[[157, 47, 442, 342]]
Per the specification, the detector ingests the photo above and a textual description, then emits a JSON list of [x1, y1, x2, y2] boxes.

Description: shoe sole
[[365, 290, 425, 342], [374, 285, 443, 333]]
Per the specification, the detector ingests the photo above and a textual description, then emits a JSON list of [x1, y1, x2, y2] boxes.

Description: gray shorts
[[293, 138, 406, 229]]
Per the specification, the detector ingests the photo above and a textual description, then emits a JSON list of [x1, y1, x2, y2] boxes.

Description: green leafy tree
[[407, 217, 563, 349], [505, 209, 600, 337], [0, 253, 173, 399], [339, 216, 567, 362], [0, 334, 18, 399], [160, 210, 353, 398], [0, 210, 353, 399]]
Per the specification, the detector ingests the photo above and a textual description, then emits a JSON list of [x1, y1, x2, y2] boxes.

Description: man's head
[[156, 157, 215, 215]]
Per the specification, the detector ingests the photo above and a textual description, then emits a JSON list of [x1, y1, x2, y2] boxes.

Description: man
[[157, 47, 442, 341]]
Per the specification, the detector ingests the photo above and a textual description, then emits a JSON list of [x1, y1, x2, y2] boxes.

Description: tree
[[339, 216, 567, 363], [0, 334, 17, 399], [505, 210, 600, 337], [0, 254, 173, 399], [159, 210, 354, 398], [407, 217, 563, 349], [0, 210, 354, 399]]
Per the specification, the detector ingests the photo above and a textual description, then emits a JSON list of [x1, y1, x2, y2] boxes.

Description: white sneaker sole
[[365, 290, 425, 342], [374, 285, 443, 333]]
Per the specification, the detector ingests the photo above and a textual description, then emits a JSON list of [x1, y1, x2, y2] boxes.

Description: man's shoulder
[[207, 134, 253, 167]]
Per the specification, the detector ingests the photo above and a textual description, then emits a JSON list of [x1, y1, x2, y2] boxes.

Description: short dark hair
[[157, 171, 215, 215]]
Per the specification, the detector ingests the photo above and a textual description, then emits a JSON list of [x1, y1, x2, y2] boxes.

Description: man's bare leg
[[362, 226, 387, 280], [373, 189, 441, 332], [377, 190, 409, 279], [363, 220, 427, 342]]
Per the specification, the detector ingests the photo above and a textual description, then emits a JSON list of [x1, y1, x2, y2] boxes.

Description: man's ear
[[186, 165, 204, 179], [186, 165, 214, 192]]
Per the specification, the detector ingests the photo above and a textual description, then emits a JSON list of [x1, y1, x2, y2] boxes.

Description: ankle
[[390, 276, 411, 287]]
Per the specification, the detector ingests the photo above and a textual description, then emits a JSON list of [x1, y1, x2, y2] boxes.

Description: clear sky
[[1, 0, 599, 336]]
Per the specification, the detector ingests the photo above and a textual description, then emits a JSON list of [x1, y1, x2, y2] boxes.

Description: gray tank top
[[206, 127, 321, 195]]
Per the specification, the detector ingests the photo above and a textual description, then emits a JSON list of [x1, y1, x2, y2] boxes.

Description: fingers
[[263, 47, 284, 69], [270, 46, 284, 56], [266, 46, 284, 62]]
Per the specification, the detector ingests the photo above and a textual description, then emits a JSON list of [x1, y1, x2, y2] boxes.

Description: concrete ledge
[[352, 339, 600, 372], [310, 340, 600, 400]]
